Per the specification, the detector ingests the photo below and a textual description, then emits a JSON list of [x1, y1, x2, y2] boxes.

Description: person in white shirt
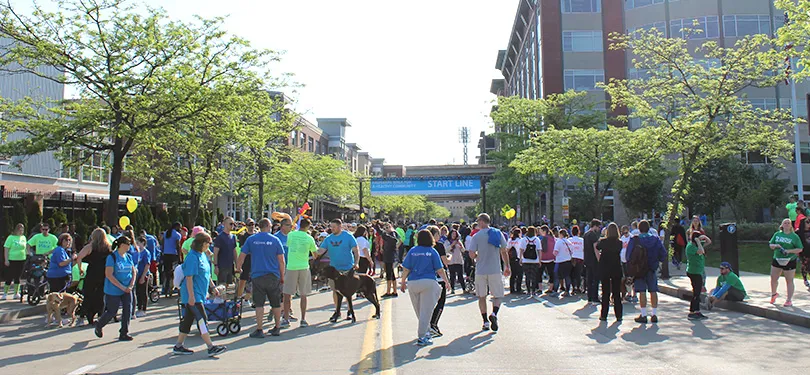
[[354, 226, 372, 275], [553, 229, 574, 296], [568, 226, 585, 295], [630, 221, 640, 237], [507, 228, 524, 294], [619, 225, 636, 302], [519, 226, 542, 296]]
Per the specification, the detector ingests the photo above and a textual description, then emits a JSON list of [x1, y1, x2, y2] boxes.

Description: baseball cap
[[719, 262, 732, 270]]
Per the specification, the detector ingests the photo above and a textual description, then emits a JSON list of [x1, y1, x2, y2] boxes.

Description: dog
[[320, 266, 380, 323], [45, 292, 82, 328]]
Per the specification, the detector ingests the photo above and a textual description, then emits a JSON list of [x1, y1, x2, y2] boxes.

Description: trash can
[[719, 223, 739, 273]]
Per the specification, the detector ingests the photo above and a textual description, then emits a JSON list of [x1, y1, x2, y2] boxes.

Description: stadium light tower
[[458, 126, 470, 165]]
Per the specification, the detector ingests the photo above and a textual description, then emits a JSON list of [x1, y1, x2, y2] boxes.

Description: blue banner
[[370, 177, 481, 196]]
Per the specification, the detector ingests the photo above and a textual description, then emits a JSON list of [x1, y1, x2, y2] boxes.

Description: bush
[[10, 201, 27, 233], [27, 201, 42, 232], [736, 222, 779, 242], [50, 208, 68, 228], [85, 207, 98, 228]]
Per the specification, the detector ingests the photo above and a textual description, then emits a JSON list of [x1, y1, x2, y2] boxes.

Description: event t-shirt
[[506, 238, 522, 261], [3, 235, 27, 261], [554, 238, 573, 263], [163, 230, 181, 255], [519, 236, 541, 264], [286, 230, 318, 271], [469, 228, 508, 275], [28, 233, 58, 255], [770, 231, 803, 262], [214, 232, 237, 268], [47, 246, 72, 278], [685, 242, 705, 275], [181, 237, 193, 256], [103, 252, 134, 296], [356, 236, 371, 258], [145, 234, 160, 261], [180, 250, 211, 304], [136, 250, 151, 278], [320, 231, 358, 271], [716, 272, 747, 297], [402, 245, 443, 281], [395, 228, 406, 245], [569, 236, 585, 260], [241, 232, 285, 278]]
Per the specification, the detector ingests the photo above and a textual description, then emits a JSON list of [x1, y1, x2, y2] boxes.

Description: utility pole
[[359, 178, 364, 217], [458, 127, 470, 165]]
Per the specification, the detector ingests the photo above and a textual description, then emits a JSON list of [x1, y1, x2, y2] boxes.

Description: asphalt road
[[2, 279, 810, 375]]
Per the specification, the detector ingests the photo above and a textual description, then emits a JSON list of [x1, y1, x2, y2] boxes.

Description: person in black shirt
[[583, 219, 602, 304], [669, 219, 687, 270], [596, 223, 624, 321], [236, 219, 257, 300], [377, 223, 401, 297]]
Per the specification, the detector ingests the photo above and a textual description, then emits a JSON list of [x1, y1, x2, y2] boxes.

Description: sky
[[141, 0, 517, 166]]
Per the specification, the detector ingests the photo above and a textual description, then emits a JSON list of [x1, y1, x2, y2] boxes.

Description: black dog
[[320, 266, 380, 323]]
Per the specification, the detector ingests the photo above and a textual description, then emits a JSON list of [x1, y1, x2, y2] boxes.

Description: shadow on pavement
[[689, 320, 720, 340], [621, 323, 670, 346], [587, 320, 622, 344], [0, 339, 118, 368]]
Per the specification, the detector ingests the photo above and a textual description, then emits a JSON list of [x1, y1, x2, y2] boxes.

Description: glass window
[[308, 137, 314, 152], [563, 31, 603, 52], [724, 15, 771, 37], [670, 16, 719, 40], [801, 142, 810, 164], [564, 69, 604, 91], [561, 0, 600, 13], [300, 133, 306, 149], [291, 130, 297, 146], [625, 0, 666, 10]]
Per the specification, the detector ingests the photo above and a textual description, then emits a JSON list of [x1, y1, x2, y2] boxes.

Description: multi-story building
[[358, 152, 372, 176], [493, 0, 810, 223]]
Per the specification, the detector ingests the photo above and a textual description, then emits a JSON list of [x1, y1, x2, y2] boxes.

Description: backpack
[[524, 240, 538, 260], [508, 246, 518, 260], [627, 241, 649, 278]]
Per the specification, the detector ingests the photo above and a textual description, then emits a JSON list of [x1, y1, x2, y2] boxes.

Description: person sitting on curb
[[707, 262, 747, 310]]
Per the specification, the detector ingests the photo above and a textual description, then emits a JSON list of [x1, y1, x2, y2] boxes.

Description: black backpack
[[508, 246, 518, 260], [628, 241, 649, 278], [524, 240, 538, 260]]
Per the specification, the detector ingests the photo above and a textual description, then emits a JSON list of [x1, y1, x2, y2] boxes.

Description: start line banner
[[370, 177, 481, 196]]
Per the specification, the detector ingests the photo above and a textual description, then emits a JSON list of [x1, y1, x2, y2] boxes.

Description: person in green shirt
[[769, 218, 804, 307], [28, 223, 58, 256], [4, 223, 28, 299], [685, 232, 707, 320], [280, 218, 318, 327], [707, 262, 746, 310]]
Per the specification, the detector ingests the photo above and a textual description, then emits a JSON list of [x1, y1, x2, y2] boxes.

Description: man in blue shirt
[[274, 218, 293, 262], [317, 218, 359, 323], [213, 217, 238, 286], [237, 218, 286, 338]]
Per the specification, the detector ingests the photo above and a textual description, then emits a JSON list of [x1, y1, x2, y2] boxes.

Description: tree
[[0, 0, 283, 223], [776, 0, 810, 81], [27, 201, 42, 231], [267, 149, 354, 210], [601, 28, 796, 227], [10, 201, 26, 232], [615, 159, 669, 220]]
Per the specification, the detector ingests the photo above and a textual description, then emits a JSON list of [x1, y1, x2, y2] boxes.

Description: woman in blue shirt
[[94, 236, 136, 341], [161, 222, 183, 297], [400, 230, 450, 346], [47, 234, 75, 293], [173, 232, 227, 357], [134, 236, 152, 317]]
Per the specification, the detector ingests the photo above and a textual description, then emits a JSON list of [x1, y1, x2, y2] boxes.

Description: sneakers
[[269, 327, 281, 336], [450, 289, 456, 295], [135, 311, 145, 318], [634, 315, 648, 324], [94, 323, 103, 338], [488, 314, 499, 332], [280, 319, 290, 328], [300, 320, 309, 327], [805, 280, 810, 288], [416, 335, 433, 346], [76, 318, 86, 327], [249, 329, 265, 338], [118, 334, 134, 341], [207, 345, 227, 357], [770, 293, 779, 304], [289, 315, 298, 322], [687, 312, 700, 320], [695, 312, 708, 320], [13, 293, 21, 300], [173, 345, 194, 355], [650, 315, 659, 323], [429, 326, 443, 338], [784, 300, 794, 307], [482, 322, 490, 331]]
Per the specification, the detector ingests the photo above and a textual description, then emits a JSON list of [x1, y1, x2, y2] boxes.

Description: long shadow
[[620, 323, 670, 346], [690, 320, 720, 340], [586, 320, 622, 344], [573, 303, 598, 319], [0, 339, 118, 367]]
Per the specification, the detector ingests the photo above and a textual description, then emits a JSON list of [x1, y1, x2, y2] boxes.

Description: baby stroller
[[148, 274, 160, 303], [178, 297, 243, 337], [20, 255, 49, 306], [464, 264, 476, 294]]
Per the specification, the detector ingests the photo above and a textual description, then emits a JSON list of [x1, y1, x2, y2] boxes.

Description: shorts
[[633, 269, 660, 293], [252, 273, 282, 308], [772, 258, 798, 271], [475, 273, 505, 298], [239, 255, 252, 281], [282, 269, 312, 295], [384, 262, 395, 281], [217, 266, 234, 285], [179, 303, 208, 334]]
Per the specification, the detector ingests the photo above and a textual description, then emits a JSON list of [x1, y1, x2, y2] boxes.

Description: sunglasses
[[247, 223, 255, 226], [719, 267, 729, 270]]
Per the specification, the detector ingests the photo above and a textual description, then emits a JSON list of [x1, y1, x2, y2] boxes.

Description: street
[[2, 280, 810, 375]]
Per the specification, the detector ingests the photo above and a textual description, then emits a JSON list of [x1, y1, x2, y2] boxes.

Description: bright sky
[[143, 0, 516, 166]]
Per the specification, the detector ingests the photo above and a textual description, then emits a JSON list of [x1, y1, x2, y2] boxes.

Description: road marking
[[357, 283, 386, 374], [66, 365, 97, 375], [380, 293, 394, 375]]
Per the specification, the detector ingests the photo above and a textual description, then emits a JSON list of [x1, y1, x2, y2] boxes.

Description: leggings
[[509, 260, 523, 292], [801, 256, 810, 281], [601, 272, 623, 319], [448, 264, 465, 291], [136, 278, 148, 311], [556, 261, 573, 292], [4, 260, 25, 286], [358, 257, 371, 274], [98, 293, 131, 336], [179, 303, 209, 334], [523, 263, 540, 293], [688, 273, 703, 313], [430, 281, 446, 328], [540, 262, 555, 290], [162, 254, 179, 293]]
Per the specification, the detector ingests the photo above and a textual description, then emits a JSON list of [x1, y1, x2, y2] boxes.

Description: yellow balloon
[[126, 198, 138, 213], [119, 215, 130, 229], [360, 213, 366, 219], [505, 209, 516, 219]]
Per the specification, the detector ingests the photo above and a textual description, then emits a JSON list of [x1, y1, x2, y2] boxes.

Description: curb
[[0, 304, 47, 324], [658, 283, 810, 328]]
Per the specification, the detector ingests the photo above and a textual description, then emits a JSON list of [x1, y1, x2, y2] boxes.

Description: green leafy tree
[[0, 0, 283, 223], [50, 208, 68, 228], [27, 201, 42, 231], [10, 201, 27, 233], [615, 159, 669, 220], [777, 0, 810, 81], [268, 149, 354, 210]]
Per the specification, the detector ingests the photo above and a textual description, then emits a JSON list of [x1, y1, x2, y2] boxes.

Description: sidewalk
[[0, 297, 46, 324], [659, 262, 810, 328]]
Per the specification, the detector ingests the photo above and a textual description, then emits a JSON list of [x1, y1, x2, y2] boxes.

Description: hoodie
[[626, 233, 667, 271]]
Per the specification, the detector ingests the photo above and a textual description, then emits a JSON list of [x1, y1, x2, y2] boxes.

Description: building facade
[[494, 0, 810, 223]]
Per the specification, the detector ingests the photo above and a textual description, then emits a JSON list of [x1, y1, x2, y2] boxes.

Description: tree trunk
[[594, 145, 600, 219], [258, 163, 266, 219], [189, 189, 199, 229], [549, 180, 555, 225], [107, 143, 124, 226]]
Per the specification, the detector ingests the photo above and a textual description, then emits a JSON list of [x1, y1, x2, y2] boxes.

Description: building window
[[300, 133, 306, 149], [561, 0, 600, 13], [564, 69, 604, 91], [563, 31, 603, 52], [801, 142, 810, 164], [749, 98, 791, 111], [723, 15, 771, 37], [308, 137, 314, 152], [670, 16, 719, 40], [632, 21, 666, 37], [291, 130, 297, 146], [745, 151, 770, 164], [82, 152, 108, 183], [625, 0, 665, 10]]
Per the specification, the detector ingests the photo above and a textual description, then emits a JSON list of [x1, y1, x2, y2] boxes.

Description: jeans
[[586, 264, 600, 302], [509, 260, 523, 293], [522, 263, 540, 293], [688, 273, 703, 312], [407, 279, 441, 338], [448, 264, 465, 291], [97, 293, 131, 336]]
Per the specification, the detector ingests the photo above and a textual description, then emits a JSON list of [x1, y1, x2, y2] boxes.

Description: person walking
[[77, 229, 112, 325], [400, 229, 450, 346], [94, 237, 137, 341], [354, 225, 373, 274], [446, 230, 466, 294], [670, 219, 687, 270], [3, 223, 27, 300], [213, 217, 238, 287], [46, 234, 75, 293], [316, 219, 360, 323], [539, 226, 556, 294], [378, 222, 401, 298], [428, 226, 450, 338], [520, 227, 542, 296], [507, 228, 524, 294], [769, 218, 804, 307], [596, 223, 623, 321], [28, 223, 58, 257], [583, 220, 602, 305], [237, 218, 286, 337], [172, 232, 227, 357], [161, 222, 183, 297], [685, 232, 708, 320], [281, 218, 319, 328], [627, 220, 667, 324], [236, 219, 257, 300], [468, 213, 510, 332], [134, 236, 152, 317]]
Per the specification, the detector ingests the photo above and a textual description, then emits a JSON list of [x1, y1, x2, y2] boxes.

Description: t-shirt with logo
[[28, 233, 58, 255], [3, 235, 27, 261], [770, 231, 803, 262], [286, 230, 318, 271], [554, 238, 573, 263], [520, 236, 541, 264], [402, 245, 443, 281], [569, 236, 585, 260], [103, 251, 134, 296], [241, 232, 285, 279], [320, 231, 358, 272]]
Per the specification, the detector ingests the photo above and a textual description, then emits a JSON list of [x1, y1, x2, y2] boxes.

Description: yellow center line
[[380, 293, 395, 375], [358, 282, 387, 374]]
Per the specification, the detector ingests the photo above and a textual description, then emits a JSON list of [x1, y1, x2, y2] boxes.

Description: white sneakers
[[135, 311, 146, 318]]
